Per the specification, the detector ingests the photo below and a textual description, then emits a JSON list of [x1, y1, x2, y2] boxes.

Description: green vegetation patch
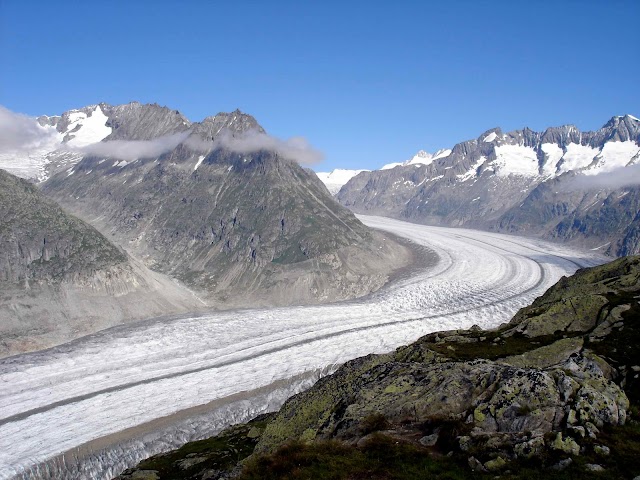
[[134, 414, 273, 479], [241, 434, 468, 480]]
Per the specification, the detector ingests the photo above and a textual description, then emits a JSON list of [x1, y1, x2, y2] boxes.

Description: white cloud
[[0, 105, 59, 153], [186, 129, 324, 166], [70, 131, 191, 161], [69, 128, 323, 165], [566, 164, 640, 190], [0, 105, 324, 166]]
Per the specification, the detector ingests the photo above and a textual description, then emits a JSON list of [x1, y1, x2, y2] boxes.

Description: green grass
[[423, 329, 577, 362]]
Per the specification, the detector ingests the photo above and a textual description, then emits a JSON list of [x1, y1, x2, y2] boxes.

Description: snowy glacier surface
[[0, 216, 606, 479]]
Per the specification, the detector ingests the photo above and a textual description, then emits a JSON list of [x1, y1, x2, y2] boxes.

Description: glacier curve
[[0, 215, 606, 479]]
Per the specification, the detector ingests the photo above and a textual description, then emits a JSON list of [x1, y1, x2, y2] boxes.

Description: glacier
[[0, 216, 606, 480]]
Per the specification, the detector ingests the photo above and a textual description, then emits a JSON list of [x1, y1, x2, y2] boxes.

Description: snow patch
[[583, 140, 640, 175], [540, 143, 564, 176], [492, 144, 539, 177], [432, 149, 452, 161], [316, 169, 369, 195], [483, 132, 497, 143], [381, 149, 451, 172], [457, 156, 487, 182], [407, 150, 434, 166], [193, 155, 205, 171], [558, 143, 598, 173], [381, 162, 403, 170], [64, 106, 112, 148]]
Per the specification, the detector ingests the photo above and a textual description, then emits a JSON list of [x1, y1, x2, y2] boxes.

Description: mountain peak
[[480, 128, 501, 143], [194, 110, 265, 140], [599, 114, 640, 143]]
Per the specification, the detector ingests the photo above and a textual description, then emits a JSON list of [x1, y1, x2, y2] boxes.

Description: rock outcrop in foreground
[[117, 256, 640, 479]]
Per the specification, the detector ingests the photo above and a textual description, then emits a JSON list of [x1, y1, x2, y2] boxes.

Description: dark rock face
[[42, 106, 407, 305], [0, 169, 126, 285], [337, 115, 640, 256], [102, 102, 192, 141], [38, 102, 192, 142], [0, 169, 203, 358]]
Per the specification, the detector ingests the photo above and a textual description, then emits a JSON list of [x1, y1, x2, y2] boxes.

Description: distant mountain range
[[327, 115, 640, 256]]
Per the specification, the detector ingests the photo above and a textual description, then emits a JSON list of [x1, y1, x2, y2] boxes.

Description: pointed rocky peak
[[479, 128, 502, 144], [406, 149, 434, 166], [193, 109, 265, 140], [540, 124, 582, 146], [594, 114, 640, 145], [36, 114, 61, 129], [497, 126, 542, 148], [413, 149, 432, 159]]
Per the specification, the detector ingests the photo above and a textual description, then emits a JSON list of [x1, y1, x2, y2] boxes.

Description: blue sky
[[1, 0, 638, 171]]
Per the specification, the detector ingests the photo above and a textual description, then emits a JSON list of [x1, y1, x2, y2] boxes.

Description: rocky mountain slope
[[0, 169, 204, 358], [39, 103, 409, 306], [117, 255, 640, 479], [337, 115, 640, 257]]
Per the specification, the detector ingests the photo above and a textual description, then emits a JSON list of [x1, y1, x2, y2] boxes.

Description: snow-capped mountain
[[315, 168, 369, 195], [36, 102, 406, 306], [337, 115, 640, 256], [0, 102, 192, 181], [381, 148, 453, 170]]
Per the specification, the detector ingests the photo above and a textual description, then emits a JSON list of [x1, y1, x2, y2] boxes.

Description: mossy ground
[[132, 415, 273, 479], [425, 329, 577, 362], [587, 290, 640, 404], [240, 421, 640, 480], [240, 435, 468, 480]]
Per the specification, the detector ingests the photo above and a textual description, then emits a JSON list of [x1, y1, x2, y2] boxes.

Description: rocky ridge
[[117, 255, 640, 479], [0, 168, 203, 358], [337, 115, 640, 256], [40, 103, 409, 306]]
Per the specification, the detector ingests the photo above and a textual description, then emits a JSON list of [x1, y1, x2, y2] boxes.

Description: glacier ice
[[0, 216, 606, 480]]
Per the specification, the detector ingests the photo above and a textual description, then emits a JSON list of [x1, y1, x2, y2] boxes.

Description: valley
[[0, 216, 605, 480], [1, 4, 638, 479]]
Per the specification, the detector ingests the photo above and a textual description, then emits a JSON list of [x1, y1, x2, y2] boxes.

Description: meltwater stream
[[0, 216, 606, 479]]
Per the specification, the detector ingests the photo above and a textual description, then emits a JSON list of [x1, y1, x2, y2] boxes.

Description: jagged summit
[[39, 102, 409, 307], [337, 114, 640, 257], [2, 103, 275, 181], [193, 109, 265, 140]]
